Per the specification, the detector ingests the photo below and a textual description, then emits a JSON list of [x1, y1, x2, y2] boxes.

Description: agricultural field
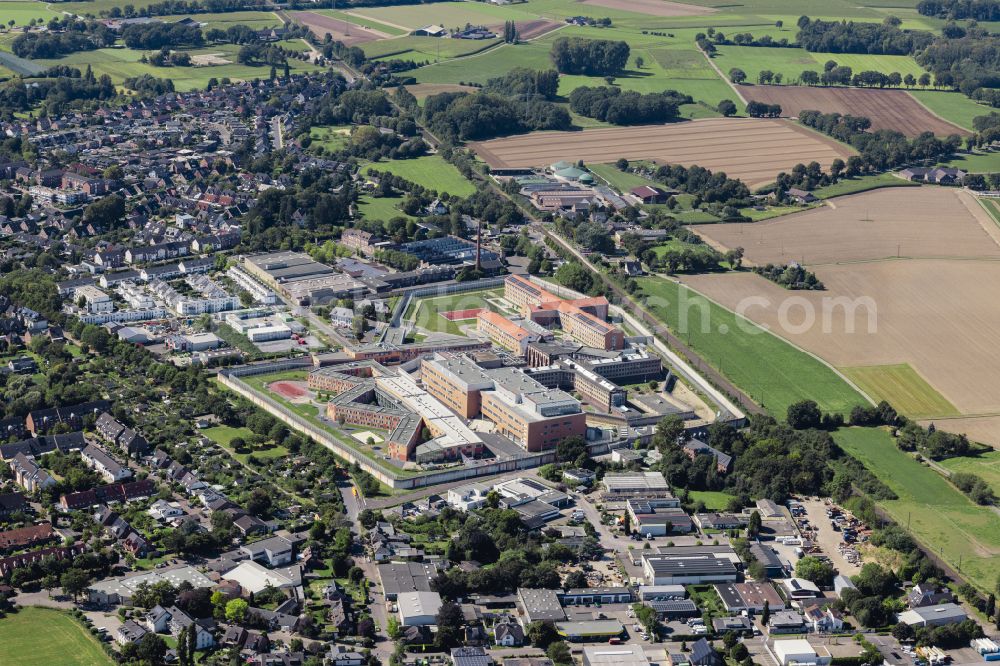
[[909, 90, 995, 132], [809, 172, 920, 199], [362, 154, 476, 197], [293, 11, 391, 46], [684, 185, 1000, 448], [713, 45, 927, 86], [298, 9, 406, 36], [0, 607, 113, 666], [33, 41, 325, 92], [389, 83, 478, 102], [579, 0, 714, 16], [342, 2, 543, 31], [635, 275, 865, 417], [939, 149, 1000, 175], [691, 187, 1000, 266], [361, 35, 500, 61], [939, 449, 1000, 498], [0, 1, 60, 26], [841, 364, 959, 419], [739, 85, 968, 136], [978, 197, 1000, 226], [157, 11, 282, 31], [834, 427, 1000, 593], [471, 117, 853, 188]]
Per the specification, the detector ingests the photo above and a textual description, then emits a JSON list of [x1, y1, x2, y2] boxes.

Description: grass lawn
[[0, 607, 113, 666], [977, 197, 1000, 227], [356, 195, 414, 221], [308, 124, 353, 153], [202, 424, 288, 464], [910, 90, 993, 132], [833, 427, 1000, 593], [811, 173, 920, 199], [939, 449, 1000, 499], [712, 45, 926, 84], [346, 1, 540, 31], [841, 364, 959, 419], [363, 154, 476, 197], [587, 162, 656, 194], [157, 10, 282, 30], [636, 275, 865, 417], [364, 35, 500, 61], [407, 289, 501, 336], [939, 149, 1000, 174], [650, 239, 719, 261], [687, 490, 736, 511]]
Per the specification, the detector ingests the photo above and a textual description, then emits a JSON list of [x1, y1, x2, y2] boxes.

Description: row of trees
[[752, 263, 824, 289], [483, 67, 560, 101], [746, 101, 781, 118], [799, 109, 961, 172], [549, 37, 630, 76], [122, 20, 204, 49], [796, 16, 933, 56], [12, 29, 105, 59], [567, 86, 690, 125], [917, 0, 1000, 21]]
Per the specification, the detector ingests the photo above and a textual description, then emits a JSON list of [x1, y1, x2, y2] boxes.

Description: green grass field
[[363, 35, 500, 61], [202, 424, 288, 465], [841, 363, 959, 419], [346, 1, 540, 31], [587, 163, 656, 193], [157, 11, 282, 30], [834, 427, 1000, 592], [939, 449, 1000, 499], [356, 194, 414, 221], [636, 276, 865, 416], [713, 45, 926, 85], [811, 173, 920, 199], [910, 90, 994, 132], [308, 124, 353, 154], [0, 607, 113, 666], [939, 150, 1000, 174], [36, 41, 325, 92], [637, 277, 865, 419], [977, 197, 1000, 226], [407, 288, 501, 336], [687, 490, 736, 511], [0, 1, 61, 25], [363, 154, 476, 197]]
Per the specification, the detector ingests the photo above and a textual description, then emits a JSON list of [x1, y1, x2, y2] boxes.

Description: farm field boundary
[[841, 363, 960, 419]]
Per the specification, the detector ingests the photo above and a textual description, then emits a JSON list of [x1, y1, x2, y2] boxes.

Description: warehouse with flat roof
[[583, 647, 650, 666]]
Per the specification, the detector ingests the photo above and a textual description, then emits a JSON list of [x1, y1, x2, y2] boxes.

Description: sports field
[[739, 85, 968, 136], [635, 275, 865, 417], [362, 155, 476, 197], [841, 364, 959, 419], [834, 427, 1000, 592], [0, 607, 113, 666], [471, 117, 853, 188]]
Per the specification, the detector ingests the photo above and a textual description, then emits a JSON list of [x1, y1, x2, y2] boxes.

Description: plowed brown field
[[293, 12, 389, 45], [471, 118, 853, 187], [739, 85, 968, 137]]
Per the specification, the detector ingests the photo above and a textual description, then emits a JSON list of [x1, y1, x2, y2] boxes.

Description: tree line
[[549, 37, 630, 76], [746, 101, 782, 117], [568, 86, 690, 125], [12, 24, 110, 58], [917, 0, 1000, 21], [799, 109, 961, 172], [483, 67, 560, 101], [752, 263, 824, 289], [796, 16, 933, 56]]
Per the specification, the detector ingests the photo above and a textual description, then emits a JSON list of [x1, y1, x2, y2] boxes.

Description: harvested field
[[579, 0, 715, 16], [842, 364, 959, 419], [692, 188, 1000, 266], [681, 259, 1000, 424], [293, 11, 389, 44], [919, 416, 1000, 450], [739, 85, 968, 137], [510, 19, 562, 40], [471, 118, 853, 188]]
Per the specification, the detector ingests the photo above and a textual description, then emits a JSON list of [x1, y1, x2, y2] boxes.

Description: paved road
[[271, 115, 284, 149], [575, 493, 644, 582]]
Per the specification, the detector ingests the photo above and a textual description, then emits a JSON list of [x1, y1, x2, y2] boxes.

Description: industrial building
[[397, 591, 443, 627], [602, 472, 673, 499], [627, 499, 693, 535], [642, 554, 739, 585], [243, 252, 366, 305], [583, 647, 650, 666]]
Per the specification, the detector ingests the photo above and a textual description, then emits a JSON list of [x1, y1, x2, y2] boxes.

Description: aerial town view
[[2, 0, 1000, 664]]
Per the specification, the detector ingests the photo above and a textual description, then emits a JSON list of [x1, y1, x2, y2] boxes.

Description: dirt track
[[471, 117, 853, 187], [739, 85, 969, 137], [579, 0, 715, 16]]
